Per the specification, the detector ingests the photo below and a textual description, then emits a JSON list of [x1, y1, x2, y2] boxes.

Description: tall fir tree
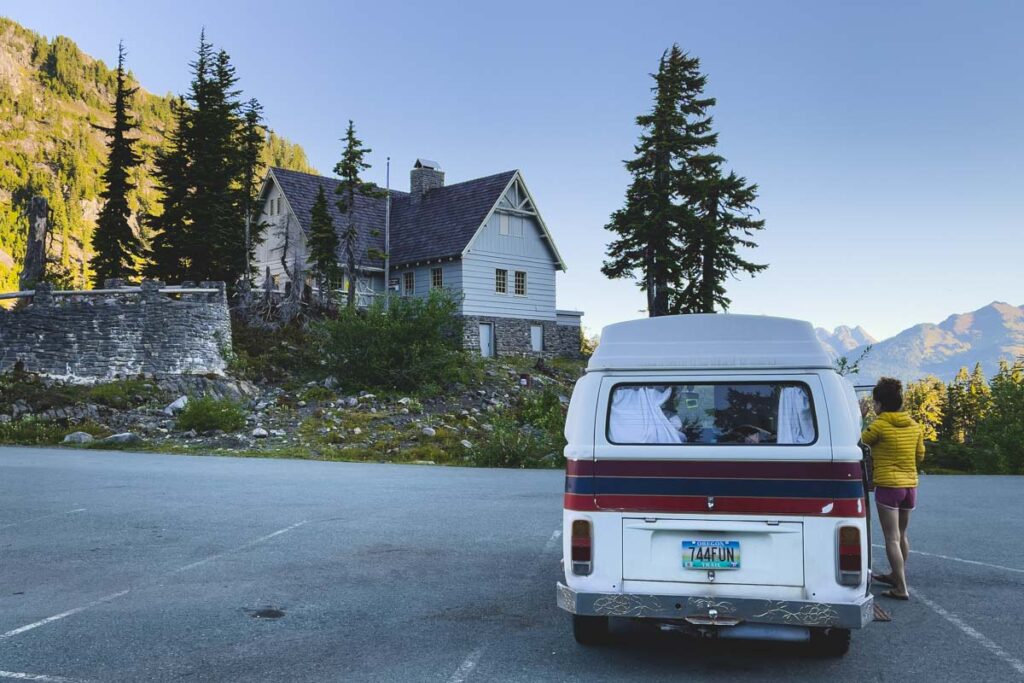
[[602, 45, 765, 316], [146, 32, 254, 288], [147, 96, 191, 281], [307, 185, 339, 299], [90, 41, 143, 286], [333, 121, 381, 309], [237, 99, 265, 281]]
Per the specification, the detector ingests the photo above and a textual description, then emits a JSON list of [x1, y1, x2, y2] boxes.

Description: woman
[[861, 377, 925, 600]]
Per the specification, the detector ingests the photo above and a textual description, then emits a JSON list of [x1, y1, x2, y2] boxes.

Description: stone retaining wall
[[0, 280, 231, 380], [461, 315, 581, 359]]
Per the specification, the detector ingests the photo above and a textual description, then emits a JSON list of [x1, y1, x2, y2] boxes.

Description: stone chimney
[[410, 159, 444, 202]]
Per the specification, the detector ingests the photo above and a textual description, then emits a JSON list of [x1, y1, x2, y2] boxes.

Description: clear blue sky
[[6, 0, 1023, 339]]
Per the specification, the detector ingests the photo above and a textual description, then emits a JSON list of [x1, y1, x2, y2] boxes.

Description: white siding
[[462, 211, 558, 320], [253, 179, 307, 289]]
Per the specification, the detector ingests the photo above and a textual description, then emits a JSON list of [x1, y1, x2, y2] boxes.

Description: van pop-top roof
[[588, 314, 833, 372]]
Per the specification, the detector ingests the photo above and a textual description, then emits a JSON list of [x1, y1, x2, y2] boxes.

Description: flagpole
[[384, 156, 391, 311]]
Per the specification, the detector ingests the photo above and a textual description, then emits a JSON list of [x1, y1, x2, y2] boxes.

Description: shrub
[[470, 387, 567, 469], [312, 289, 471, 393], [175, 396, 247, 433]]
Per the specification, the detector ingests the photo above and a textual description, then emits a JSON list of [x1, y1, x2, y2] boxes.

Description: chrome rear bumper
[[557, 583, 873, 629]]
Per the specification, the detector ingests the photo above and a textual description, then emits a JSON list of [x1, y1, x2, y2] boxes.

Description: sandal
[[873, 573, 896, 587], [881, 589, 910, 601]]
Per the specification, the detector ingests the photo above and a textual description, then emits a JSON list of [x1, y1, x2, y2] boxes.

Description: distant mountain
[[0, 17, 315, 291], [826, 302, 1024, 383], [815, 325, 877, 358]]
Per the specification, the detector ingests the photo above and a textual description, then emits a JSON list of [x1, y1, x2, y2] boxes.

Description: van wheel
[[809, 627, 851, 657], [573, 615, 610, 646]]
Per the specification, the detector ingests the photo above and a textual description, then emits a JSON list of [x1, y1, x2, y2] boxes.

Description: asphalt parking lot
[[1, 447, 1023, 682]]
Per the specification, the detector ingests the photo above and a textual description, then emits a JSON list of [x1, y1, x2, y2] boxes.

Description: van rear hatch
[[622, 517, 804, 586]]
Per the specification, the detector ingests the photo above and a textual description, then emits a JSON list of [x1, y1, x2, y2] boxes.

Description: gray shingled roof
[[268, 166, 518, 269]]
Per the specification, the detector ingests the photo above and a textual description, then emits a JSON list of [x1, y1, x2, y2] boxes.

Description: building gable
[[463, 173, 567, 271]]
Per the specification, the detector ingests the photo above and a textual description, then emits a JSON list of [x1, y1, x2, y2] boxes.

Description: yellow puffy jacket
[[861, 412, 925, 488]]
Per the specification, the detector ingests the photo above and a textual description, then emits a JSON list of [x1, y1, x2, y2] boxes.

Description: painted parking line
[[0, 590, 130, 641], [447, 647, 485, 683], [916, 590, 1024, 677], [871, 544, 1024, 575], [0, 520, 310, 642], [173, 520, 309, 573], [0, 509, 86, 531], [0, 670, 91, 682]]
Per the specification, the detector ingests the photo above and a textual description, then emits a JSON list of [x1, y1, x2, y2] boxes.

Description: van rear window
[[607, 382, 816, 446]]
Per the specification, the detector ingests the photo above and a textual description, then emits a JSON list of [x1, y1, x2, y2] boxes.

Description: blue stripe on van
[[566, 476, 865, 499]]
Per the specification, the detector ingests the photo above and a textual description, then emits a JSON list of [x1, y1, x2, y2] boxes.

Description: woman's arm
[[861, 420, 882, 447], [916, 426, 925, 463]]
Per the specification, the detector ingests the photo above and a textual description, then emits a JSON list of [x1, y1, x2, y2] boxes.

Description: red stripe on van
[[563, 493, 864, 517], [566, 459, 863, 480]]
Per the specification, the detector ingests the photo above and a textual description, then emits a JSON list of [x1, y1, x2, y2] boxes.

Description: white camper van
[[557, 315, 872, 656]]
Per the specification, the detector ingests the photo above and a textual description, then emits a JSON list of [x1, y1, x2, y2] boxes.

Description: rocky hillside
[[832, 302, 1024, 382], [0, 17, 314, 292]]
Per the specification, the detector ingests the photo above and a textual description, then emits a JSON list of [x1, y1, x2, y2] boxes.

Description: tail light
[[836, 526, 862, 585], [571, 519, 592, 575]]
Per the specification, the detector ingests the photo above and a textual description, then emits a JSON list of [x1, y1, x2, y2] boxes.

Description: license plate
[[683, 540, 740, 570]]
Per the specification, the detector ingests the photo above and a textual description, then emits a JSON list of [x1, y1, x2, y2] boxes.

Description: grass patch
[[0, 419, 110, 446], [299, 386, 335, 403], [87, 379, 162, 409], [175, 396, 247, 433]]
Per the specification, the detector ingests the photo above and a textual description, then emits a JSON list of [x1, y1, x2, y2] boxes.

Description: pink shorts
[[875, 486, 917, 510]]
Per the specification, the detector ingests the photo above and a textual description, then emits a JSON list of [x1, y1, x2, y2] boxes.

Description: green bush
[[470, 387, 567, 469], [312, 290, 472, 393], [175, 396, 247, 433], [922, 441, 979, 474]]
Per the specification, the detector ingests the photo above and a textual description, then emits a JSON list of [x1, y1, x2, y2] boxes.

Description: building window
[[499, 213, 510, 236], [403, 271, 415, 295], [431, 267, 443, 289], [495, 269, 507, 294], [514, 270, 527, 296], [512, 216, 523, 238]]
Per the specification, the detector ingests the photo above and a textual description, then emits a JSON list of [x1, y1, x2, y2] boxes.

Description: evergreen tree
[[146, 32, 254, 288], [942, 366, 970, 443], [976, 359, 1024, 474], [333, 120, 381, 309], [147, 97, 191, 281], [237, 98, 265, 281], [307, 184, 339, 299], [674, 167, 766, 313], [90, 41, 142, 286], [962, 362, 993, 439], [904, 375, 945, 441], [602, 45, 766, 316]]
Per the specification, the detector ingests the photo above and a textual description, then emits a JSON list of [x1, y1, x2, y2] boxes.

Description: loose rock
[[63, 431, 94, 444], [252, 427, 269, 438]]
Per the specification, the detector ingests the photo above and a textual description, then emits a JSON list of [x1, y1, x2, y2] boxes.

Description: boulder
[[421, 427, 437, 438], [63, 431, 94, 444], [101, 432, 142, 446], [269, 429, 286, 437], [252, 427, 269, 438], [163, 396, 188, 416], [460, 440, 473, 449]]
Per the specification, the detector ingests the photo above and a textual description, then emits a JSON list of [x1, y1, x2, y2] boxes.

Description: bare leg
[[898, 508, 911, 567], [876, 503, 908, 596]]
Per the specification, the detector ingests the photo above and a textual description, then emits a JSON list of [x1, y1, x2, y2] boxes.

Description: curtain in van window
[[777, 386, 814, 444], [609, 386, 686, 444]]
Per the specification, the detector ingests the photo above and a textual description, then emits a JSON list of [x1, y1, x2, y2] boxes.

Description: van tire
[[573, 615, 610, 646], [809, 627, 851, 657]]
